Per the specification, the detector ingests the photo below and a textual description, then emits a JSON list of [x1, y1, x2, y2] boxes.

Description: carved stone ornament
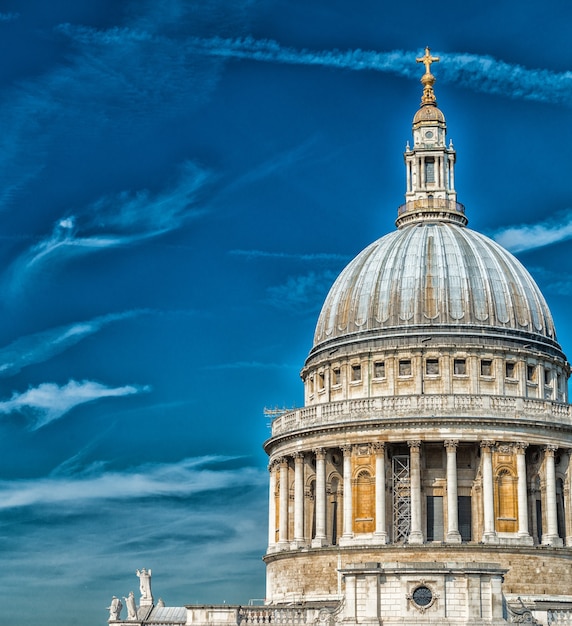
[[508, 597, 540, 624], [356, 444, 371, 456]]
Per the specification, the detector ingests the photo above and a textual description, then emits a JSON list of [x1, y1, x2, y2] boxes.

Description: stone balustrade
[[270, 395, 572, 437]]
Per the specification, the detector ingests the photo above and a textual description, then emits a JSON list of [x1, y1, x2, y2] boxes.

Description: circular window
[[412, 586, 432, 607], [425, 131, 434, 139]]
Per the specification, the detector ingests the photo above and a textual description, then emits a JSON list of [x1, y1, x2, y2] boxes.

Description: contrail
[[186, 36, 572, 107]]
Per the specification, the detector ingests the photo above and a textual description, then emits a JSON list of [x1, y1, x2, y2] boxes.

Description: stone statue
[[136, 567, 153, 604], [107, 596, 122, 621], [123, 591, 137, 620]]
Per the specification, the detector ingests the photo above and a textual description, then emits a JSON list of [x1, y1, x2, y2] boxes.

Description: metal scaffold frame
[[393, 455, 411, 543]]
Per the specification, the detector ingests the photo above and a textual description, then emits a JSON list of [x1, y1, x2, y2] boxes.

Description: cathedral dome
[[313, 221, 557, 349]]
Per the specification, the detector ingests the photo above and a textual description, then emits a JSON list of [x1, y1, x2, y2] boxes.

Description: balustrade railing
[[548, 610, 572, 625], [270, 395, 572, 436], [239, 607, 313, 625]]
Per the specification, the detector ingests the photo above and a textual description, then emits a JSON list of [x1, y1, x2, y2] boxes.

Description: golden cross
[[416, 46, 440, 75]]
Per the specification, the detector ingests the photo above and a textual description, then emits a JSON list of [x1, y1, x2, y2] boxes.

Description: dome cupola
[[399, 47, 464, 229]]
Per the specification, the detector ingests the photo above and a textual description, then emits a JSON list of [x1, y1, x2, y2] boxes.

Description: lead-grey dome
[[314, 221, 557, 348]]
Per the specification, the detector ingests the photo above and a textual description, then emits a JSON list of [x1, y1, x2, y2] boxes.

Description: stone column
[[267, 461, 277, 550], [481, 441, 497, 542], [515, 443, 532, 543], [373, 442, 388, 543], [406, 160, 411, 192], [293, 453, 305, 546], [445, 440, 461, 543], [341, 445, 354, 542], [408, 441, 423, 544], [543, 445, 562, 546], [278, 457, 289, 548], [312, 448, 327, 547]]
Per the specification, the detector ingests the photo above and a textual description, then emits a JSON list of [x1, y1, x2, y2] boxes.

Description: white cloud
[[7, 162, 210, 292], [60, 29, 572, 110], [182, 36, 572, 107], [0, 379, 149, 430], [0, 455, 265, 509], [1, 455, 268, 623], [267, 270, 338, 312], [0, 310, 147, 377], [230, 249, 351, 262], [0, 12, 19, 22], [492, 211, 572, 252]]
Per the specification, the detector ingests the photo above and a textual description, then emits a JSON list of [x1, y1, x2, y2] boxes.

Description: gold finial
[[416, 46, 439, 106]]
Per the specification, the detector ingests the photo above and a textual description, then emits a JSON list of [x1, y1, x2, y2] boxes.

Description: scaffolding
[[393, 455, 411, 543]]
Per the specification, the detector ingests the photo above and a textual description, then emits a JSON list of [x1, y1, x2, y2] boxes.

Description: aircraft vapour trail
[[185, 36, 572, 106]]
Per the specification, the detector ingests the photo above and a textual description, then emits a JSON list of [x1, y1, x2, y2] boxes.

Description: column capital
[[514, 442, 529, 454], [407, 440, 421, 451], [313, 447, 326, 460], [341, 444, 353, 455], [373, 441, 386, 453], [480, 440, 495, 451], [444, 439, 459, 451], [278, 456, 289, 467], [545, 444, 558, 456], [293, 451, 305, 461]]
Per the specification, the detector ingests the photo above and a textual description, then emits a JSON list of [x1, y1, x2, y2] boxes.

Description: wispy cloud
[[0, 12, 19, 22], [1, 454, 268, 617], [267, 270, 338, 312], [0, 8, 225, 214], [56, 28, 572, 107], [7, 162, 210, 292], [230, 249, 351, 262], [492, 210, 572, 253], [0, 380, 149, 431], [0, 310, 146, 377], [0, 455, 264, 508], [179, 37, 572, 107]]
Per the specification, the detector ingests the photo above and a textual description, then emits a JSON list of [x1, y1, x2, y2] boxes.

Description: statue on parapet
[[124, 591, 137, 620], [136, 567, 153, 605], [107, 596, 123, 621]]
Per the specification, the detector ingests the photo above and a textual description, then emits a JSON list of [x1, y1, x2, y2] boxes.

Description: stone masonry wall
[[264, 545, 572, 603]]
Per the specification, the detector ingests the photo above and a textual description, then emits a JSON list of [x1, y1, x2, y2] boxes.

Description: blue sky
[[1, 1, 572, 624]]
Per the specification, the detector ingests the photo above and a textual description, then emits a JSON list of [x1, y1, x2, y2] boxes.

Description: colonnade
[[267, 440, 565, 552]]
